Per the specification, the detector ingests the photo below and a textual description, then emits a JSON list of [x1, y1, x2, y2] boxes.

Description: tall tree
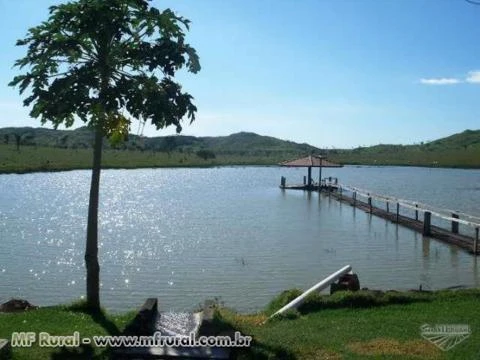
[[10, 0, 200, 311]]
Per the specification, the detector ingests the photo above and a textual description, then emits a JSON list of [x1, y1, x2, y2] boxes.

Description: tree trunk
[[85, 129, 103, 311]]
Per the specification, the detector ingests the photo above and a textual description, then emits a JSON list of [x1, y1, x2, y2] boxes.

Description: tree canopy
[[10, 0, 201, 138]]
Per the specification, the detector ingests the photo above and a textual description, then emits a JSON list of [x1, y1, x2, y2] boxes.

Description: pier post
[[396, 203, 400, 222], [475, 228, 479, 254], [423, 211, 431, 236], [451, 213, 459, 234], [415, 204, 418, 221], [386, 202, 389, 213], [339, 186, 343, 197], [368, 196, 372, 213], [353, 192, 357, 206], [303, 176, 306, 185], [280, 176, 286, 188]]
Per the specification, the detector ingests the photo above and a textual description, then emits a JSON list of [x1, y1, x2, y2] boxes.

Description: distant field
[[0, 144, 282, 174], [2, 143, 480, 174], [1, 128, 480, 173], [328, 129, 480, 168], [329, 145, 480, 168]]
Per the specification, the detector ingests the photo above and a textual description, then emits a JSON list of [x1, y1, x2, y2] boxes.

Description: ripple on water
[[0, 167, 479, 312]]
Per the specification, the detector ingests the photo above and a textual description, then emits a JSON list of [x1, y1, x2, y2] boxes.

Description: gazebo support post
[[318, 157, 323, 187]]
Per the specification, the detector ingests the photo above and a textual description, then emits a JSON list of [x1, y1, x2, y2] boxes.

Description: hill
[[0, 127, 320, 157], [0, 127, 322, 173], [1, 127, 480, 172], [327, 129, 480, 168]]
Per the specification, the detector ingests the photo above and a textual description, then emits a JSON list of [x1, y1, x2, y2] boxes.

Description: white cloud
[[466, 70, 480, 84], [420, 78, 460, 85]]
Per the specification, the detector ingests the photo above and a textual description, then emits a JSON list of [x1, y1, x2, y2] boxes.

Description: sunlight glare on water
[[0, 166, 479, 312]]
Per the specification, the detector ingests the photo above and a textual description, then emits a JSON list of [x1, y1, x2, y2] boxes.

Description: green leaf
[[10, 0, 200, 141]]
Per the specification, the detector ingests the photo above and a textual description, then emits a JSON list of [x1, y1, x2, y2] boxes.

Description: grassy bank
[[328, 148, 480, 168], [1, 289, 480, 359], [0, 302, 135, 360], [2, 143, 480, 174], [328, 141, 480, 169], [219, 289, 480, 359], [2, 127, 480, 172], [0, 144, 279, 174]]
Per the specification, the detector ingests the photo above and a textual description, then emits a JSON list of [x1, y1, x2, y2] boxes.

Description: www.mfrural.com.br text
[[11, 331, 252, 348]]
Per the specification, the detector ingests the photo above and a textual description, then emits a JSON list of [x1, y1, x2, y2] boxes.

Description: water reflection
[[422, 236, 431, 258], [450, 247, 458, 268], [0, 166, 479, 312]]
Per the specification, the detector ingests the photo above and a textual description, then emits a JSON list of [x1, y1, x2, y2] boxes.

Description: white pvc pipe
[[271, 265, 352, 318]]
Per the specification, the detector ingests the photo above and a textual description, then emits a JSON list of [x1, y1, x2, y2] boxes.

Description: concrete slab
[[116, 345, 230, 359], [0, 339, 11, 359]]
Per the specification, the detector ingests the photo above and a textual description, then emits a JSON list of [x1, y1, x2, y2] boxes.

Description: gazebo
[[280, 155, 343, 190]]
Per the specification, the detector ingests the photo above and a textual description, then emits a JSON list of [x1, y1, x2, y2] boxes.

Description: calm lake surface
[[0, 166, 479, 312]]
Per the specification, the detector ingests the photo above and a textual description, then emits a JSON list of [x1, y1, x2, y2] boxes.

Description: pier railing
[[333, 184, 480, 254]]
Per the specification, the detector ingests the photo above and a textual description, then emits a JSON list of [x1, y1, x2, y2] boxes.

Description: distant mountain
[[327, 129, 480, 168], [2, 127, 480, 168], [1, 127, 480, 168], [427, 129, 480, 149], [0, 127, 322, 159]]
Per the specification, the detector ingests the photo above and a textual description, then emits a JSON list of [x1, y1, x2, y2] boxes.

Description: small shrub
[[265, 289, 302, 316], [196, 149, 216, 160], [271, 308, 301, 321]]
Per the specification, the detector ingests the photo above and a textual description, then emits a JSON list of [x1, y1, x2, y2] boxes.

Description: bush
[[265, 289, 302, 316], [196, 149, 216, 160], [298, 290, 432, 314]]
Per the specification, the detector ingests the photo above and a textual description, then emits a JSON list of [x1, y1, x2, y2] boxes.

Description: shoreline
[[1, 288, 479, 359], [2, 162, 480, 176]]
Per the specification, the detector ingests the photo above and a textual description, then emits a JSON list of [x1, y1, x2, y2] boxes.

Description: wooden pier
[[280, 176, 339, 192], [279, 155, 342, 190], [323, 183, 480, 255]]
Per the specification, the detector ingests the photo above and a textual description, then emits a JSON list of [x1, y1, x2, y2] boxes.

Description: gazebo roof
[[280, 155, 343, 168]]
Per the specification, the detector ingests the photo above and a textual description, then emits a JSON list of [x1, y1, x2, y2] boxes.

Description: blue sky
[[0, 0, 479, 148]]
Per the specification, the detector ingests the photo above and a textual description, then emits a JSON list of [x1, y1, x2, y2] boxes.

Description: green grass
[[0, 301, 135, 360], [1, 290, 480, 359], [2, 128, 480, 172], [0, 144, 282, 174], [217, 289, 480, 360], [328, 131, 480, 168], [328, 144, 480, 168], [3, 141, 480, 175]]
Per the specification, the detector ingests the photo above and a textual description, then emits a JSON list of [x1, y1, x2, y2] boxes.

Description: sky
[[0, 0, 479, 148]]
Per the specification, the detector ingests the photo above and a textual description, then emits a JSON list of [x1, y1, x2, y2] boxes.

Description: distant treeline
[[2, 126, 480, 168], [0, 127, 323, 161]]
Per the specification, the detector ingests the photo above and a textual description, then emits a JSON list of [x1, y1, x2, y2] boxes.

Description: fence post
[[386, 201, 389, 213], [396, 203, 400, 222], [415, 204, 418, 221], [353, 191, 357, 206], [451, 213, 459, 234], [475, 228, 479, 254], [368, 196, 372, 213], [423, 211, 431, 236]]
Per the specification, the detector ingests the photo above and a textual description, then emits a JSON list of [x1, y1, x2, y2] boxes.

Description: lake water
[[0, 166, 479, 313]]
